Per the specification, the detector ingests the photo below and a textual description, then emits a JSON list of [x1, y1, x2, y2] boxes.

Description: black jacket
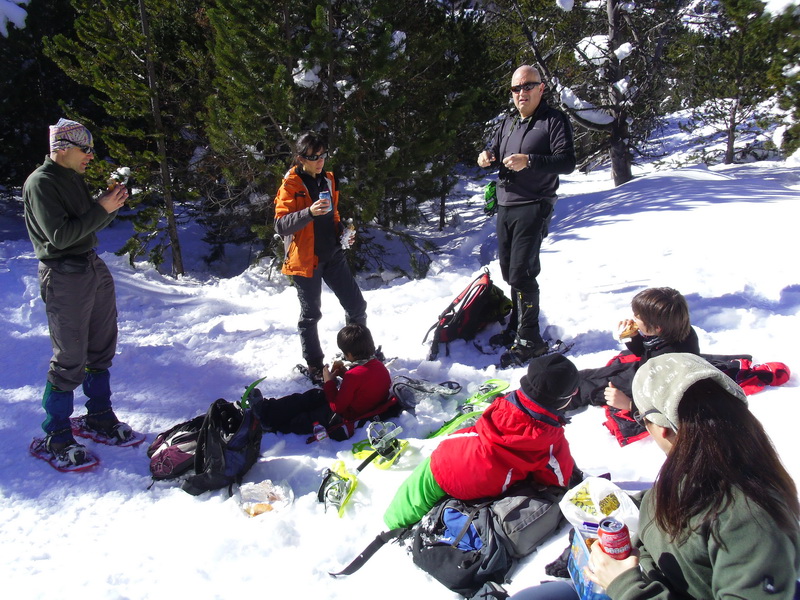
[[487, 99, 576, 206]]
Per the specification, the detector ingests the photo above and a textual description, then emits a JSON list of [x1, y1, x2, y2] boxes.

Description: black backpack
[[410, 481, 566, 596], [181, 398, 263, 496], [330, 480, 567, 597], [412, 497, 514, 597], [423, 269, 511, 360]]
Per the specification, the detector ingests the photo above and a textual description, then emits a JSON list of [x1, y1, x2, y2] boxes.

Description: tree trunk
[[607, 0, 633, 186], [725, 96, 739, 164], [138, 0, 184, 276], [439, 174, 447, 231], [610, 122, 633, 186]]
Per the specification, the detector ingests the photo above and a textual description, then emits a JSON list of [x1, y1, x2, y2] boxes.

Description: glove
[[484, 181, 497, 216]]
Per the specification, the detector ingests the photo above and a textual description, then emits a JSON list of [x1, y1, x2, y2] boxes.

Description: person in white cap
[[585, 353, 800, 600], [23, 118, 131, 468], [510, 353, 799, 600]]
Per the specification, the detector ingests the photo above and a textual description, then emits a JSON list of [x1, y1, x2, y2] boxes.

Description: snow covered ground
[[1, 118, 798, 598]]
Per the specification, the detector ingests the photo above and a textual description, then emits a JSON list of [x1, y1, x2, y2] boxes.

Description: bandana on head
[[49, 118, 93, 152]]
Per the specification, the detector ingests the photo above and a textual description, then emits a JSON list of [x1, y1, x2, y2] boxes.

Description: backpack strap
[[449, 502, 492, 548], [328, 527, 409, 577], [506, 391, 562, 428]]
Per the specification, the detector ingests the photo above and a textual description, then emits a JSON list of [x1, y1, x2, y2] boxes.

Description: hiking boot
[[375, 345, 386, 362], [306, 364, 324, 386], [45, 435, 91, 467], [85, 410, 134, 443], [489, 328, 517, 349], [500, 339, 549, 368]]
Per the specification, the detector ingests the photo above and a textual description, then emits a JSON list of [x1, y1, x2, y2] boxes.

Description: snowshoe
[[351, 421, 408, 469], [30, 437, 99, 472], [427, 379, 509, 438], [317, 460, 358, 517], [71, 415, 145, 447], [295, 363, 323, 386]]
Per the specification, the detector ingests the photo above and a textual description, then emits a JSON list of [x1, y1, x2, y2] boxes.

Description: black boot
[[500, 337, 549, 368]]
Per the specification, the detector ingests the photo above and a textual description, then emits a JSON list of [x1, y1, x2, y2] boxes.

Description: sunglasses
[[511, 81, 542, 94], [301, 151, 328, 161], [632, 409, 649, 427], [57, 139, 94, 154], [633, 407, 677, 432]]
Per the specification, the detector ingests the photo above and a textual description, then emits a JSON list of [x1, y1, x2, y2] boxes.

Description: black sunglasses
[[633, 408, 676, 431], [301, 151, 328, 161], [57, 139, 94, 154], [511, 81, 542, 94]]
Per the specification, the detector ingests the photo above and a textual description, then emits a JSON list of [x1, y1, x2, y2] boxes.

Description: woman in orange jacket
[[274, 131, 367, 383]]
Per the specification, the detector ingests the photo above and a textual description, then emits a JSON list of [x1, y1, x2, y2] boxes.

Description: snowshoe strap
[[355, 450, 380, 472], [328, 527, 409, 577]]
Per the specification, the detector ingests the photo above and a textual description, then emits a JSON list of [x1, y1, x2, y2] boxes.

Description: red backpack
[[423, 270, 511, 360]]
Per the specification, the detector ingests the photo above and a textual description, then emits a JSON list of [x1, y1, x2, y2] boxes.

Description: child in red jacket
[[256, 324, 391, 441], [384, 354, 579, 529]]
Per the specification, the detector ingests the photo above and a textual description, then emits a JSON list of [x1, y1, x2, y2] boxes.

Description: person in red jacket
[[384, 353, 579, 529], [255, 324, 390, 441]]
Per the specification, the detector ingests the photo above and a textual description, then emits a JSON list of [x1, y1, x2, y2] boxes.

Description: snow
[[2, 116, 799, 599], [0, 0, 28, 37]]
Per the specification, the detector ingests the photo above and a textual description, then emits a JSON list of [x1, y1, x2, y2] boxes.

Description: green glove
[[484, 180, 497, 216]]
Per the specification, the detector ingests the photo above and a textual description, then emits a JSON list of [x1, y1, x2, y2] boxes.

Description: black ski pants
[[292, 249, 367, 367], [496, 202, 553, 343]]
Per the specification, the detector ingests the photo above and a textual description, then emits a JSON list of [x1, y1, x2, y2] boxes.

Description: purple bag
[[147, 415, 205, 480]]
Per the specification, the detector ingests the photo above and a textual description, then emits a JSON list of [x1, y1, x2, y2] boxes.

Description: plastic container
[[313, 422, 328, 441]]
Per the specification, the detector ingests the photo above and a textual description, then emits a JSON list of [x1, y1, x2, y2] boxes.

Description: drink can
[[598, 517, 631, 560], [319, 189, 332, 213]]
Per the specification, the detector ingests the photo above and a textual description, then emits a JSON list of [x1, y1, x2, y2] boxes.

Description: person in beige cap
[[584, 353, 800, 600], [23, 118, 131, 468]]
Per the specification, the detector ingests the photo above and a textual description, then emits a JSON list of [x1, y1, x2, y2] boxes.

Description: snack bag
[[238, 480, 293, 517], [559, 477, 639, 538]]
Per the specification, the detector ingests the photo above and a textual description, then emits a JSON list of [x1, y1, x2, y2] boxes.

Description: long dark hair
[[652, 378, 799, 543]]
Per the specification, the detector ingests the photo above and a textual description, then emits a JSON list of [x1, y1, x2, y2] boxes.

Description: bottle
[[319, 189, 332, 214], [312, 422, 328, 442], [340, 218, 356, 249]]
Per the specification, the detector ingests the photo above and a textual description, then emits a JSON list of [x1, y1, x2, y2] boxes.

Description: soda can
[[598, 517, 631, 559]]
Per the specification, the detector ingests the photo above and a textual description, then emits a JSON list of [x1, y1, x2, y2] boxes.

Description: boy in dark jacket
[[256, 324, 390, 441], [569, 287, 699, 412], [384, 354, 578, 530]]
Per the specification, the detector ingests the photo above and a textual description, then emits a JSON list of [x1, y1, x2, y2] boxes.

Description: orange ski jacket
[[274, 167, 340, 277]]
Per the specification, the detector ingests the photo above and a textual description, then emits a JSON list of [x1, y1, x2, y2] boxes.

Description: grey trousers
[[39, 252, 118, 391]]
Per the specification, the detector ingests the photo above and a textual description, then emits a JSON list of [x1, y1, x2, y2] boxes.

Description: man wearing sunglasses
[[23, 118, 132, 468], [477, 65, 576, 368]]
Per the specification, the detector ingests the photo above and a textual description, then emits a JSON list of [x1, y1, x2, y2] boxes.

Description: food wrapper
[[238, 480, 293, 517], [616, 321, 638, 342], [107, 166, 132, 189], [559, 476, 639, 538]]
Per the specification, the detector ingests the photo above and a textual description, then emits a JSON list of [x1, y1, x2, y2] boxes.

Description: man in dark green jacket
[[23, 118, 131, 468]]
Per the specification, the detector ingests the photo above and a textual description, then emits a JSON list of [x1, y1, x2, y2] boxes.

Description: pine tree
[[0, 0, 101, 186], [205, 0, 497, 274], [42, 0, 213, 275], [485, 0, 689, 185], [672, 0, 788, 164]]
